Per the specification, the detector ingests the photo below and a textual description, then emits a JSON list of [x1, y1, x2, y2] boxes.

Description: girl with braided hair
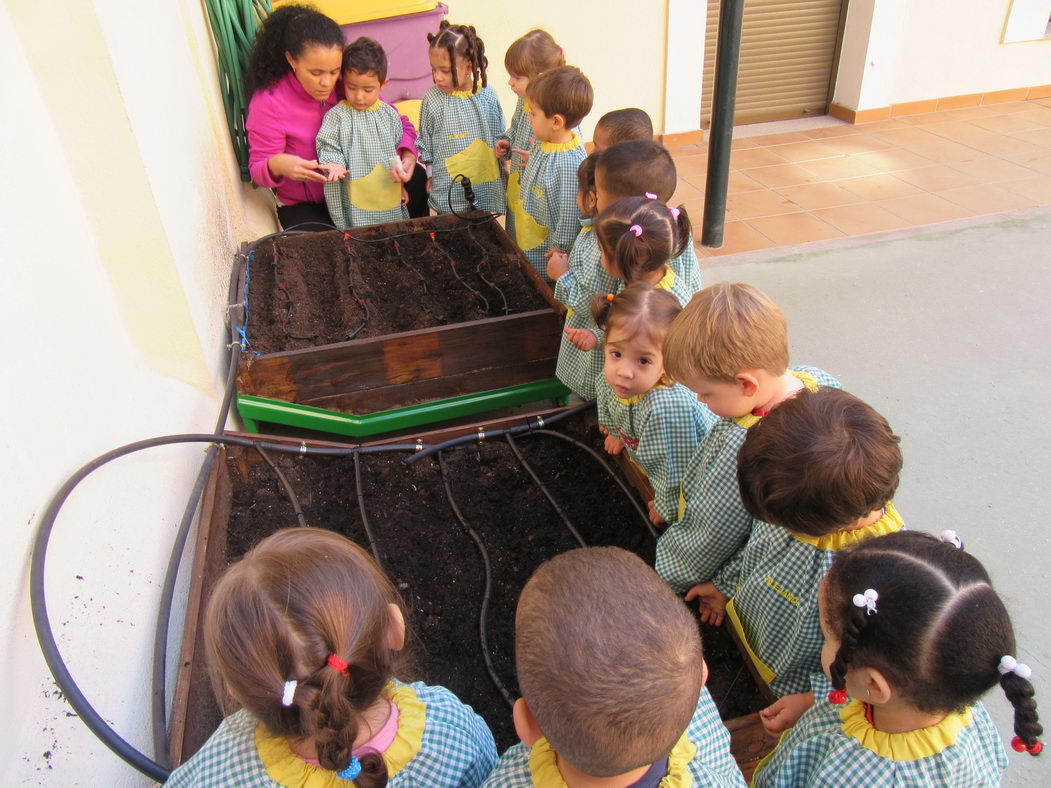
[[419, 21, 506, 215], [165, 528, 496, 787], [753, 530, 1042, 787]]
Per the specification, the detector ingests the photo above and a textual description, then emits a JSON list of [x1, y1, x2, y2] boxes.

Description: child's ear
[[859, 666, 894, 705], [553, 113, 568, 131], [386, 603, 406, 651], [700, 658, 709, 688], [735, 372, 760, 398], [381, 78, 390, 90], [513, 698, 543, 746]]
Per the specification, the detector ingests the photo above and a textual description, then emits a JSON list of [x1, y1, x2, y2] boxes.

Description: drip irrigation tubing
[[340, 239, 370, 340], [436, 452, 515, 710], [253, 444, 308, 528], [430, 233, 490, 313], [466, 222, 509, 314], [353, 452, 383, 566], [504, 434, 587, 548]]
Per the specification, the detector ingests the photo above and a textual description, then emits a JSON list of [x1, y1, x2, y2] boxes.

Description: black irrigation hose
[[466, 222, 509, 315], [353, 452, 383, 566], [254, 444, 307, 528], [392, 238, 429, 293], [430, 234, 490, 313], [504, 434, 586, 548], [526, 429, 659, 541], [403, 400, 595, 466], [437, 451, 515, 709], [340, 239, 371, 340]]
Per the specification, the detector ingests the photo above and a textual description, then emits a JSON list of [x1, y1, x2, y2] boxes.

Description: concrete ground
[[700, 206, 1051, 785]]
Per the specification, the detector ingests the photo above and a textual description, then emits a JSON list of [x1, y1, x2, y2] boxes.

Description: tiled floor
[[668, 98, 1051, 258]]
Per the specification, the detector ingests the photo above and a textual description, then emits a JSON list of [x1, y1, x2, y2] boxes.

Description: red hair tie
[[827, 688, 848, 705], [1012, 736, 1043, 755], [326, 653, 350, 677]]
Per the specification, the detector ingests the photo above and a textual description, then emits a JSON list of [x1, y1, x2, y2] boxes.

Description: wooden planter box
[[169, 407, 776, 776]]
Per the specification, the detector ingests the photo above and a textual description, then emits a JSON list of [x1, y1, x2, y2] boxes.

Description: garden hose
[[504, 433, 587, 548], [254, 443, 308, 528], [353, 451, 384, 566]]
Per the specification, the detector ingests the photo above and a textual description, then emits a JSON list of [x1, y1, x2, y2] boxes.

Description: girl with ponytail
[[166, 528, 497, 786], [753, 530, 1041, 786]]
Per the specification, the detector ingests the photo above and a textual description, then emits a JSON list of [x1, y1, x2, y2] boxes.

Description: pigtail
[[828, 603, 869, 701], [671, 204, 692, 259], [1001, 671, 1044, 755], [304, 668, 390, 786], [590, 293, 616, 329], [463, 25, 488, 92]]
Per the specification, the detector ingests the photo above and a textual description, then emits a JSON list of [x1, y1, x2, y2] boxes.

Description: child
[[689, 387, 904, 720], [513, 65, 592, 279], [593, 107, 654, 149], [594, 285, 714, 526], [655, 283, 840, 594], [494, 30, 565, 244], [482, 547, 745, 786], [753, 531, 1042, 786], [418, 21, 505, 215], [316, 38, 411, 229], [165, 528, 497, 787]]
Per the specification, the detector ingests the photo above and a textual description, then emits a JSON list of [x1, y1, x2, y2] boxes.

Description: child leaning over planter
[[594, 285, 713, 526], [317, 38, 412, 229], [165, 528, 496, 788], [482, 547, 745, 787], [690, 387, 905, 729]]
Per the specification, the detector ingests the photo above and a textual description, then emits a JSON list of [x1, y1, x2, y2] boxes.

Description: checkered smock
[[719, 506, 904, 697], [655, 367, 841, 594], [499, 97, 534, 244], [481, 686, 745, 787], [164, 681, 497, 787], [418, 86, 506, 215], [752, 674, 1007, 787], [514, 133, 587, 278], [317, 101, 409, 229], [597, 378, 715, 523], [671, 236, 703, 294]]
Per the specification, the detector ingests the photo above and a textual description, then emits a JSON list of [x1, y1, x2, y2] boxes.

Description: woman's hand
[[268, 154, 330, 183], [564, 327, 597, 351], [760, 692, 814, 735], [603, 433, 625, 455], [685, 582, 728, 626]]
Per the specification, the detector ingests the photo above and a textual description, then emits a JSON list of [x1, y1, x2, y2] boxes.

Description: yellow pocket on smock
[[349, 162, 402, 211], [445, 138, 500, 185], [513, 184, 548, 251]]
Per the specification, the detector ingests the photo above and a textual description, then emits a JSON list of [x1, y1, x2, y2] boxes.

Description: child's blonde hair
[[663, 282, 789, 383], [504, 29, 564, 78], [527, 66, 594, 129]]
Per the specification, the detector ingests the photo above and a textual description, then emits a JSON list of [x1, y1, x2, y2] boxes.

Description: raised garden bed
[[234, 213, 567, 437], [169, 407, 776, 776]]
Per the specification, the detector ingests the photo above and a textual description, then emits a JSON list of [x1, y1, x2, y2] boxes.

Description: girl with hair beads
[[165, 528, 497, 787], [753, 530, 1042, 787], [594, 285, 713, 526], [418, 22, 505, 215]]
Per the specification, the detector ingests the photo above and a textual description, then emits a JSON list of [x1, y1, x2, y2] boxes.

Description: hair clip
[[337, 755, 363, 780], [852, 588, 879, 615], [998, 655, 1033, 679], [628, 224, 643, 237], [669, 207, 680, 220], [1011, 736, 1044, 755], [281, 680, 297, 707], [939, 529, 963, 549], [827, 688, 848, 705], [644, 192, 657, 200], [327, 653, 350, 677], [605, 293, 615, 302]]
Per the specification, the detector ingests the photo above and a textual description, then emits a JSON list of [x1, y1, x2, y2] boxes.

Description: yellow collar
[[732, 369, 820, 429], [840, 700, 973, 761], [522, 98, 531, 114], [540, 131, 582, 153], [255, 682, 426, 786], [342, 99, 382, 112], [615, 392, 646, 405], [528, 731, 698, 787], [654, 266, 676, 293], [449, 89, 475, 98], [789, 502, 904, 551]]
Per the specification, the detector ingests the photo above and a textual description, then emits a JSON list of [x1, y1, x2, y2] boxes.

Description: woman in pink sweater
[[246, 5, 419, 229]]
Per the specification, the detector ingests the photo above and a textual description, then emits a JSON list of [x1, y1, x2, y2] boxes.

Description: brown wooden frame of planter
[[169, 406, 777, 777], [235, 213, 565, 415]]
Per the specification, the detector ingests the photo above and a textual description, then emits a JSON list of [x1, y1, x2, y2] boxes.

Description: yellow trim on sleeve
[[840, 700, 972, 760], [540, 132, 582, 153], [789, 502, 904, 551], [527, 731, 697, 787], [726, 598, 777, 685], [731, 369, 823, 429]]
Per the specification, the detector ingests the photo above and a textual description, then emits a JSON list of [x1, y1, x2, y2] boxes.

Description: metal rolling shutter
[[701, 0, 846, 127]]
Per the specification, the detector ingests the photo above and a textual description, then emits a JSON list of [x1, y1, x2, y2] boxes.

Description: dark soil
[[698, 620, 771, 721], [243, 221, 548, 355]]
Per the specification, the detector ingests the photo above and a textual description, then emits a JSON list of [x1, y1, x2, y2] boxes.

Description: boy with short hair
[[483, 547, 744, 787], [515, 65, 593, 279], [593, 107, 654, 149]]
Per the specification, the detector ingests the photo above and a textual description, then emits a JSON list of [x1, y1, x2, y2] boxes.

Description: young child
[[166, 528, 497, 787], [494, 29, 565, 244], [513, 65, 593, 279], [482, 547, 745, 787], [418, 21, 505, 215], [655, 283, 840, 594], [689, 387, 904, 722], [594, 285, 714, 526], [753, 531, 1042, 786], [592, 107, 654, 149], [316, 38, 411, 229]]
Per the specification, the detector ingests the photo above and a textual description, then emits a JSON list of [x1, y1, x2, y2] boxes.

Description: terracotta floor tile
[[674, 154, 709, 177], [948, 156, 1036, 182], [726, 189, 800, 219], [668, 144, 704, 157], [727, 171, 766, 193], [984, 101, 1035, 114], [898, 138, 982, 163], [849, 148, 933, 172], [671, 179, 703, 205], [963, 134, 1044, 158], [837, 173, 922, 200], [924, 122, 999, 144], [748, 212, 844, 245], [820, 134, 895, 155], [999, 176, 1051, 204], [747, 131, 813, 146], [1001, 151, 1051, 174], [866, 127, 943, 146], [893, 165, 979, 192], [924, 106, 1002, 122], [704, 221, 777, 256], [811, 204, 913, 235], [680, 197, 708, 222], [853, 119, 908, 132], [731, 147, 791, 169], [764, 140, 843, 163], [774, 181, 863, 210], [802, 124, 861, 139], [1008, 128, 1051, 147], [970, 115, 1047, 134], [741, 163, 821, 189], [937, 184, 1038, 213], [1013, 107, 1051, 126], [876, 192, 975, 224], [801, 156, 883, 180], [731, 137, 760, 150]]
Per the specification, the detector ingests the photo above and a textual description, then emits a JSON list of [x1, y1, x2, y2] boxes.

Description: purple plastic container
[[341, 3, 447, 103]]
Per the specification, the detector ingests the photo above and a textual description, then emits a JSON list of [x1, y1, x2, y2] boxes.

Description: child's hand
[[390, 152, 416, 183], [647, 500, 667, 527], [495, 139, 510, 157], [760, 692, 814, 735], [546, 250, 570, 280], [315, 162, 347, 182], [512, 147, 531, 167], [401, 186, 409, 206], [426, 177, 432, 195], [603, 433, 625, 455], [597, 425, 609, 436], [564, 327, 597, 351], [685, 582, 728, 626]]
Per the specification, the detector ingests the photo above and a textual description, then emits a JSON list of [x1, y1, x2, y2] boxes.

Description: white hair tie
[[852, 588, 879, 615], [939, 530, 963, 549], [998, 655, 1033, 680], [282, 680, 298, 706]]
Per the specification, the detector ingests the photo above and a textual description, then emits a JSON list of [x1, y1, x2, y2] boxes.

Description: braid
[[671, 204, 692, 259], [463, 25, 488, 91], [1002, 673, 1043, 754], [828, 604, 868, 691]]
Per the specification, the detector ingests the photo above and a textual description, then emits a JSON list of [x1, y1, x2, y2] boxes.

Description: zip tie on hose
[[237, 249, 260, 356], [415, 438, 424, 452], [477, 427, 485, 442], [300, 442, 308, 455]]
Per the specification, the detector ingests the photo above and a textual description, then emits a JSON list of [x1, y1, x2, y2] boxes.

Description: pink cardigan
[[247, 71, 418, 206]]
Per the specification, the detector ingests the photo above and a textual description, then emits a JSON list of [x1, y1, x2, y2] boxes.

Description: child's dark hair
[[343, 37, 387, 82], [737, 387, 902, 536], [597, 108, 654, 144], [577, 152, 600, 216], [825, 531, 1042, 755], [594, 196, 687, 281], [247, 4, 344, 95], [204, 528, 410, 785], [427, 21, 488, 93], [516, 547, 704, 777], [527, 66, 594, 130], [504, 29, 565, 78], [596, 140, 678, 203]]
